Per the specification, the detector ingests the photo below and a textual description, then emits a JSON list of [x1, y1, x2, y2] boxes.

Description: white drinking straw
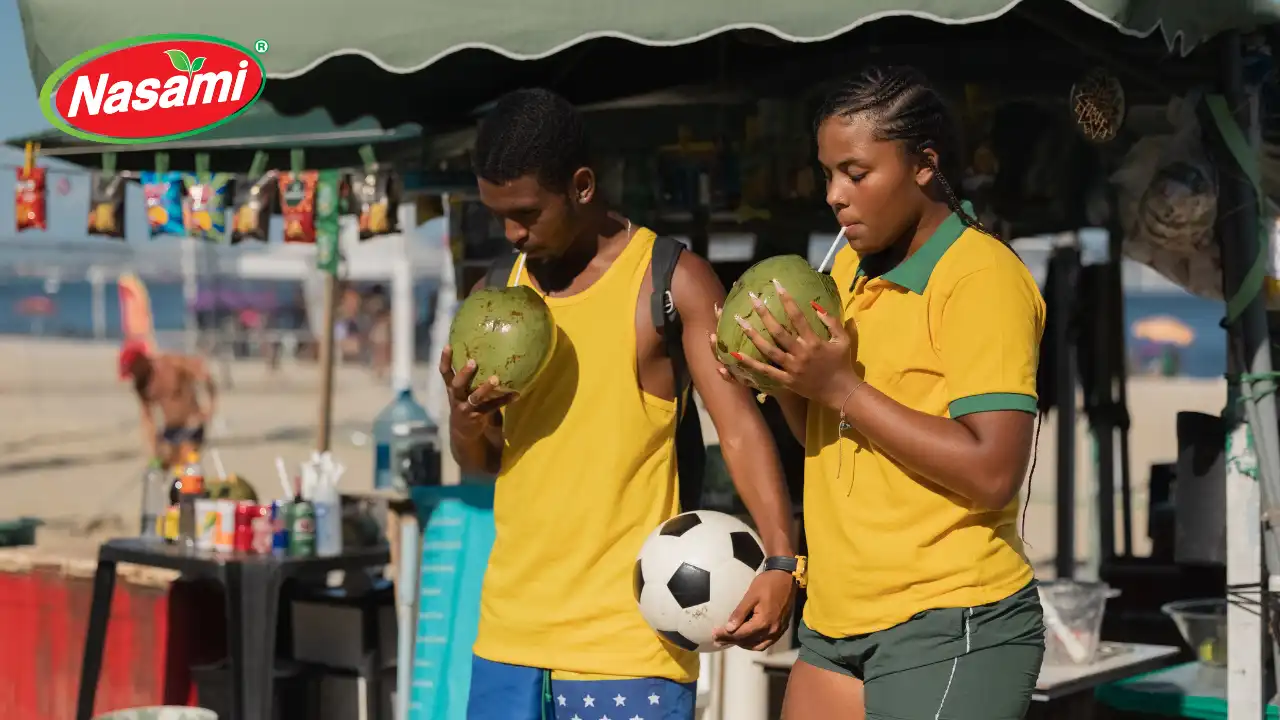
[[818, 228, 846, 274]]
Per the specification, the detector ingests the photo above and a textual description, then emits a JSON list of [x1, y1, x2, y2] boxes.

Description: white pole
[[391, 203, 418, 394], [395, 510, 420, 720], [1227, 424, 1264, 718], [719, 646, 770, 720], [88, 266, 107, 341]]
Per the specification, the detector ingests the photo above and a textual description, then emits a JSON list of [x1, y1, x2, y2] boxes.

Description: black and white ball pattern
[[633, 510, 766, 653]]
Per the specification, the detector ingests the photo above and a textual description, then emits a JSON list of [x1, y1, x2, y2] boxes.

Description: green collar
[[854, 201, 974, 294]]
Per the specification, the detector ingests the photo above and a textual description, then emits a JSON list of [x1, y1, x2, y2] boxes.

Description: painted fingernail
[[735, 315, 751, 330], [747, 290, 761, 303], [465, 359, 476, 369], [811, 301, 827, 315], [714, 303, 721, 315], [731, 352, 745, 361], [772, 278, 786, 293]]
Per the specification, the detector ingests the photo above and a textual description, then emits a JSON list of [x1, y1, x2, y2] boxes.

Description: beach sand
[[0, 337, 1229, 572]]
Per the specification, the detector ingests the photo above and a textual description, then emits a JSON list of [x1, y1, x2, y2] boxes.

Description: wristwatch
[[763, 555, 808, 589]]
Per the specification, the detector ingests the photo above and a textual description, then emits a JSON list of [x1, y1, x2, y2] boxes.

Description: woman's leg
[[782, 659, 865, 720]]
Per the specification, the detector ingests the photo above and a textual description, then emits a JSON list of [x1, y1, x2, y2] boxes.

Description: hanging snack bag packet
[[182, 158, 233, 242], [15, 143, 46, 232], [87, 173, 127, 239], [353, 146, 400, 239], [278, 171, 319, 244], [141, 171, 186, 237], [231, 152, 274, 243]]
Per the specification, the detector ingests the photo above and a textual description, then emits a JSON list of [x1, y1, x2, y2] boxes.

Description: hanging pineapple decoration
[[1070, 67, 1126, 143]]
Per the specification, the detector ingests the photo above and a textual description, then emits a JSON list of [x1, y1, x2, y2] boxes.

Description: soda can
[[214, 499, 237, 552], [250, 505, 273, 554], [288, 500, 316, 558], [271, 501, 290, 553], [194, 499, 218, 550], [233, 502, 258, 553]]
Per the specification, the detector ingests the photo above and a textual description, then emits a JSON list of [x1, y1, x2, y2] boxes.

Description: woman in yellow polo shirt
[[713, 65, 1045, 719]]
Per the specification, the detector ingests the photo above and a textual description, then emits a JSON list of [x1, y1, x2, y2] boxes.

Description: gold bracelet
[[837, 379, 866, 433]]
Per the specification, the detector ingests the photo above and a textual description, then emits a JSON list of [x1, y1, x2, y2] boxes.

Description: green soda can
[[288, 499, 316, 557]]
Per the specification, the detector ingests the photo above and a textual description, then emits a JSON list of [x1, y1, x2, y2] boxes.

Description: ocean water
[[0, 276, 441, 340], [0, 277, 1230, 379]]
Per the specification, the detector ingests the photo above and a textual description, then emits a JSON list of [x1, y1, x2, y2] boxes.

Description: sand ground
[[0, 337, 1230, 572]]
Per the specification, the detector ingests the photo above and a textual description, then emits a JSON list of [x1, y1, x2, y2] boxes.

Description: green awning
[[18, 0, 1278, 89], [3, 102, 421, 170]]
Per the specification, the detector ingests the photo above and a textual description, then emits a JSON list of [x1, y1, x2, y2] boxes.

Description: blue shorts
[[467, 655, 696, 720]]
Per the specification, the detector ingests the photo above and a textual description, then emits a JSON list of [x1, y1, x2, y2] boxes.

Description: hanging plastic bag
[[353, 146, 400, 239], [232, 151, 274, 243], [279, 171, 318, 244], [15, 142, 46, 232], [142, 156, 185, 237], [1113, 92, 1222, 299], [88, 175, 126, 239], [182, 154, 233, 242]]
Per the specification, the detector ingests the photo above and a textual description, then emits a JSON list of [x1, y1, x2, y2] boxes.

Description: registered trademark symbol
[[253, 39, 269, 54]]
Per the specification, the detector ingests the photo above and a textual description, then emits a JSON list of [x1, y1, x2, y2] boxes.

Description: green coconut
[[714, 255, 842, 395], [448, 286, 556, 394]]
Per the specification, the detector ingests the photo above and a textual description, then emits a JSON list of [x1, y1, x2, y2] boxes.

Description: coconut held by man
[[714, 255, 842, 395], [448, 285, 557, 393]]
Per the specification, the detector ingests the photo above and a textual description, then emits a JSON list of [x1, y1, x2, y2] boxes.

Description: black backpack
[[483, 236, 707, 511]]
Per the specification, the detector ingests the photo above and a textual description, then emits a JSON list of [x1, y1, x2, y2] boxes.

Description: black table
[[76, 537, 390, 720]]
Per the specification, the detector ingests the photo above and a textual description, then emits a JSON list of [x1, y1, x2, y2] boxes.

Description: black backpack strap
[[651, 236, 706, 511], [484, 251, 520, 288]]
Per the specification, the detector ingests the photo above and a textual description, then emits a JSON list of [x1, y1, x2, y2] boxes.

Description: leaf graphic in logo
[[190, 57, 206, 73], [164, 49, 192, 74]]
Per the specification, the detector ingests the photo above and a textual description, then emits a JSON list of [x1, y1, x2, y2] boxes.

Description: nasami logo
[[39, 33, 266, 144]]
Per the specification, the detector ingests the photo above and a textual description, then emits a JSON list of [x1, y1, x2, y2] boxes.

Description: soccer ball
[[633, 510, 766, 653]]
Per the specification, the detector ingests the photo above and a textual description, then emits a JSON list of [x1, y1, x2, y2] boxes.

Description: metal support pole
[[1052, 238, 1081, 580], [1216, 31, 1280, 717]]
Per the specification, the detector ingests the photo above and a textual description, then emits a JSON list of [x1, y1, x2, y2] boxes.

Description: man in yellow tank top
[[438, 89, 801, 720]]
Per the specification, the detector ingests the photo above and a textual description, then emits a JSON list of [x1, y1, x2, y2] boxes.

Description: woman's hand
[[730, 279, 861, 410], [709, 303, 762, 391]]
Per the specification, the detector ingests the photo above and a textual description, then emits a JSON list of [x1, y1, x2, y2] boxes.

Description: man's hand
[[712, 570, 795, 651], [439, 345, 519, 437]]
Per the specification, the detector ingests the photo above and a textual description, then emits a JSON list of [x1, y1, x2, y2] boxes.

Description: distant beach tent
[[1131, 314, 1196, 347]]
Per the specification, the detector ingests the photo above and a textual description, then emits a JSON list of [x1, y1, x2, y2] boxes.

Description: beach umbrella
[[1131, 314, 1196, 347]]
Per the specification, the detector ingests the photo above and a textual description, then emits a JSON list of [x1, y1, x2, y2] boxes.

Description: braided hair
[[814, 66, 1002, 242], [817, 66, 1041, 534]]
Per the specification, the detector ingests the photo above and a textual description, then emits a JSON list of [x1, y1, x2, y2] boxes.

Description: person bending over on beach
[[442, 88, 799, 720], [713, 66, 1046, 719], [119, 340, 217, 468]]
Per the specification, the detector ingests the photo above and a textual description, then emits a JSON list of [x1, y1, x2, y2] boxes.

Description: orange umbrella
[[1131, 315, 1195, 347]]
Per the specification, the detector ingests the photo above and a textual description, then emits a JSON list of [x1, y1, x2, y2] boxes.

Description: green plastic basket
[[0, 517, 41, 548]]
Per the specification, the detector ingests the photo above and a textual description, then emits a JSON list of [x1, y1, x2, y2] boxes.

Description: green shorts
[[797, 581, 1045, 720]]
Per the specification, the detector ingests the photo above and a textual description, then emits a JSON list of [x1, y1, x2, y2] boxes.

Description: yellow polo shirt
[[802, 210, 1044, 638]]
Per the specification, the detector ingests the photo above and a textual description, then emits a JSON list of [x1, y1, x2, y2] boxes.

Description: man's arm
[[672, 254, 795, 557]]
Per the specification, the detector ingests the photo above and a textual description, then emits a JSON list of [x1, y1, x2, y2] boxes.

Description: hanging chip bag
[[141, 171, 186, 237], [353, 167, 400, 239], [279, 171, 318, 244], [87, 173, 126, 238], [182, 172, 233, 241], [232, 153, 274, 243], [15, 166, 47, 232]]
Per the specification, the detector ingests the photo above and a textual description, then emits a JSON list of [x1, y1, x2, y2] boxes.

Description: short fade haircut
[[473, 88, 589, 191]]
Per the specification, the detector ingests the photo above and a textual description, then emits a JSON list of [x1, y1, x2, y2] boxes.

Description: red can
[[233, 502, 259, 553]]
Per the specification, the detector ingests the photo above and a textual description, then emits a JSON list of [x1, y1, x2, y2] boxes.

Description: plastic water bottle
[[372, 388, 435, 491], [140, 460, 167, 537]]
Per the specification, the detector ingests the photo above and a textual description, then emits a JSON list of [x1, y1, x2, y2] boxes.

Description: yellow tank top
[[471, 228, 699, 682]]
